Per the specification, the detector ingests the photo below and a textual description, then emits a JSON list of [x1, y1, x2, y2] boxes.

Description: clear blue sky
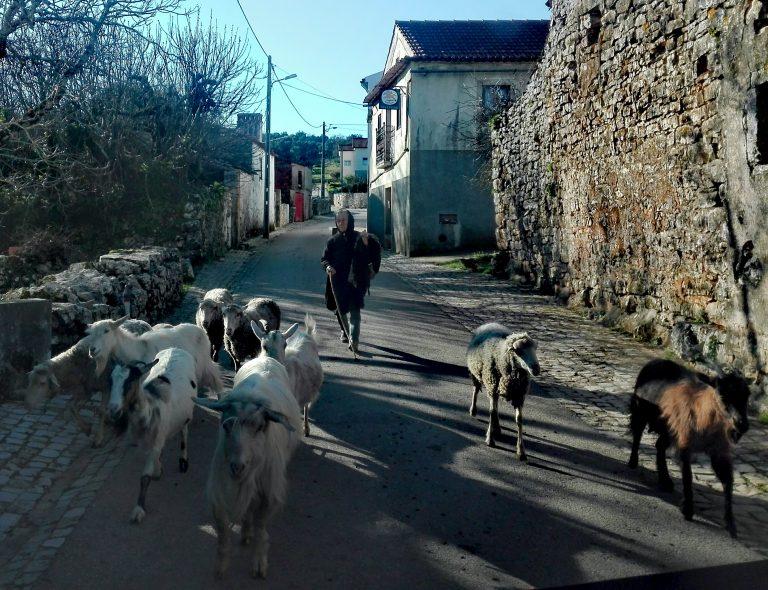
[[194, 0, 551, 135]]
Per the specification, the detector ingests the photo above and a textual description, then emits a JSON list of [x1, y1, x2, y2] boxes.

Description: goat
[[195, 288, 233, 361], [466, 323, 541, 459], [25, 321, 154, 447], [86, 315, 222, 396], [222, 298, 281, 371], [627, 358, 751, 537], [251, 314, 323, 436], [108, 348, 197, 523], [194, 355, 300, 579]]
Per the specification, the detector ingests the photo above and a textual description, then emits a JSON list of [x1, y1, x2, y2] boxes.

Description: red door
[[294, 193, 304, 222]]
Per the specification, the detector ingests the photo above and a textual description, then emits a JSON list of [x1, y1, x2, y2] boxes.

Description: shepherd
[[321, 209, 381, 354]]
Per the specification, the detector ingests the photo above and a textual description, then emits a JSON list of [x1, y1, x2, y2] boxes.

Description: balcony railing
[[376, 125, 393, 168]]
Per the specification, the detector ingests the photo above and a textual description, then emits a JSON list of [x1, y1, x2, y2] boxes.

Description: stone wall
[[3, 248, 189, 352], [492, 0, 768, 392], [334, 192, 368, 209]]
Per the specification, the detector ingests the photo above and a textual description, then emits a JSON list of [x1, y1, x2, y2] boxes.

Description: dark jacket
[[321, 214, 379, 313]]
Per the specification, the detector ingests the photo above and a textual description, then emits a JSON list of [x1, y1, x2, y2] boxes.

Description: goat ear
[[48, 373, 60, 390], [265, 409, 295, 432], [114, 315, 129, 327], [511, 337, 529, 352], [193, 397, 230, 412], [250, 320, 267, 338], [283, 323, 299, 339]]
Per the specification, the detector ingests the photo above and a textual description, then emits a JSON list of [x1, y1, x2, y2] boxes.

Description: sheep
[[152, 323, 174, 330], [250, 314, 323, 437], [108, 348, 197, 523], [195, 288, 234, 361], [194, 355, 300, 579], [627, 358, 751, 538], [466, 323, 541, 459], [86, 315, 222, 396], [222, 298, 281, 371], [24, 320, 156, 447]]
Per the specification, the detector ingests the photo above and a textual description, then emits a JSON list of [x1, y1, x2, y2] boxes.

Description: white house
[[339, 137, 369, 183], [364, 20, 550, 255]]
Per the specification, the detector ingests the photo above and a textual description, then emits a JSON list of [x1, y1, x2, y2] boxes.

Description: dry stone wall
[[492, 0, 768, 395], [3, 248, 189, 352]]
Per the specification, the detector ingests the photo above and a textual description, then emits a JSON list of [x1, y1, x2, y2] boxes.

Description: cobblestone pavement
[[383, 254, 768, 556], [0, 218, 326, 589]]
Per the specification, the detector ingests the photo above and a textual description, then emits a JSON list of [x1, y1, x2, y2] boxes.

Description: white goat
[[86, 316, 222, 396], [251, 314, 323, 437], [108, 348, 197, 523], [223, 298, 281, 371], [194, 356, 300, 579], [25, 321, 152, 447], [195, 288, 233, 361]]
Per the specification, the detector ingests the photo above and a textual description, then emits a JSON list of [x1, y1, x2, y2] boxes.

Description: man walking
[[321, 209, 379, 353]]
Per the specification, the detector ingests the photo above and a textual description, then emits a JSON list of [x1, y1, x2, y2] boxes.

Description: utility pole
[[320, 121, 326, 199], [262, 55, 272, 239]]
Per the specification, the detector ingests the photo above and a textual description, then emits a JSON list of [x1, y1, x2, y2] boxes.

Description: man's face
[[336, 213, 348, 233]]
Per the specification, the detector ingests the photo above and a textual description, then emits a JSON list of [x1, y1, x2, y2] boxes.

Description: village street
[[1, 212, 767, 589]]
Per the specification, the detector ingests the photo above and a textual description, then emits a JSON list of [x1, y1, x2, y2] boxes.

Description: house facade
[[290, 163, 314, 221], [364, 20, 550, 255], [339, 137, 369, 183]]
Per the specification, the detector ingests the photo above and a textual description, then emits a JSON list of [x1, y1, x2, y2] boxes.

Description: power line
[[234, 0, 268, 57], [281, 83, 365, 108], [273, 65, 322, 129]]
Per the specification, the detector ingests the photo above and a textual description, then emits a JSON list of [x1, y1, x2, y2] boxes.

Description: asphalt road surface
[[35, 212, 764, 589]]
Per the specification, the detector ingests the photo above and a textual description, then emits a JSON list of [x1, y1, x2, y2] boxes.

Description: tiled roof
[[363, 20, 550, 104], [339, 138, 368, 151], [397, 20, 550, 62]]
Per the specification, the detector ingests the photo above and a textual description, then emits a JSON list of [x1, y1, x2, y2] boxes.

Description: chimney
[[237, 113, 263, 142]]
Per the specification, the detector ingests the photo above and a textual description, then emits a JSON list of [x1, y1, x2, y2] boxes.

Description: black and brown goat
[[627, 359, 751, 537]]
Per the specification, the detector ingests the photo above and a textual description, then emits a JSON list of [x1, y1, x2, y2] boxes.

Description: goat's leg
[[485, 392, 499, 447], [514, 405, 527, 461], [655, 432, 674, 492], [69, 402, 92, 437], [303, 404, 310, 437], [250, 501, 279, 579], [91, 393, 108, 448], [711, 452, 737, 538], [213, 505, 232, 579], [628, 411, 647, 469], [179, 421, 189, 473], [680, 449, 694, 521], [469, 375, 481, 417], [131, 447, 161, 523]]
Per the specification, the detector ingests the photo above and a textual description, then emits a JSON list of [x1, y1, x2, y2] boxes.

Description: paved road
[[34, 212, 763, 589]]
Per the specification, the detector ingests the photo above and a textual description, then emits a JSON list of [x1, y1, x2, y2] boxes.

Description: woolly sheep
[[628, 359, 751, 537], [86, 315, 222, 396], [222, 298, 281, 371], [194, 355, 300, 579], [466, 323, 541, 459], [251, 314, 323, 436], [24, 320, 154, 447], [108, 348, 198, 523], [195, 288, 234, 361]]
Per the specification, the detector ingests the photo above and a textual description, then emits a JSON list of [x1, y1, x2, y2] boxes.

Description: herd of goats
[[21, 282, 753, 577]]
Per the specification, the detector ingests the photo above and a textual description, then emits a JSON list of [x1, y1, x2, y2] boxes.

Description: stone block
[[0, 299, 51, 401]]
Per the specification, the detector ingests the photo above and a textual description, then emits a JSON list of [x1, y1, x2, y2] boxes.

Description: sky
[[192, 0, 552, 136]]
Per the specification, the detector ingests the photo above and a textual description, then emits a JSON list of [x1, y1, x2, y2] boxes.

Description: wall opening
[[757, 83, 768, 165], [696, 54, 708, 76], [586, 8, 602, 46]]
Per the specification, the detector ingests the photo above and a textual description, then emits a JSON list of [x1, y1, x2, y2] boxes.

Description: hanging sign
[[378, 88, 401, 110]]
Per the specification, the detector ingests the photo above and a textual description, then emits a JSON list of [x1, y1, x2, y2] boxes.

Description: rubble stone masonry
[[492, 0, 768, 399]]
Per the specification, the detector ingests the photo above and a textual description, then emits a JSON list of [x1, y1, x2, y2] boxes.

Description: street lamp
[[262, 56, 297, 239]]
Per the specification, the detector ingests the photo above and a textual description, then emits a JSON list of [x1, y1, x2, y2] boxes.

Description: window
[[297, 170, 303, 187], [396, 105, 401, 129], [586, 8, 602, 46], [757, 83, 768, 165], [344, 160, 352, 167], [362, 157, 368, 162], [482, 85, 511, 110]]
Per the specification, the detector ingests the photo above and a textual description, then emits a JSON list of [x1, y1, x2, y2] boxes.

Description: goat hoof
[[179, 458, 189, 473], [727, 523, 738, 539], [627, 457, 638, 469], [469, 407, 477, 417], [251, 558, 268, 579], [659, 479, 674, 493], [130, 506, 146, 524], [485, 438, 496, 448], [517, 451, 527, 462], [681, 505, 694, 521]]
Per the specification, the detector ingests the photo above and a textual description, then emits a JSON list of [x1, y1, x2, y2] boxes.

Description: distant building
[[363, 20, 549, 254], [339, 137, 369, 183]]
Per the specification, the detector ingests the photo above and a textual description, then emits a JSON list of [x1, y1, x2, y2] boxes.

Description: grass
[[437, 251, 496, 275], [758, 411, 768, 426]]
